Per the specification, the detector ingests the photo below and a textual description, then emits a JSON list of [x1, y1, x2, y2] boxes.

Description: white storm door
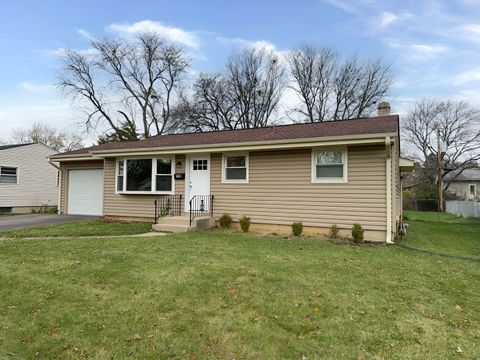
[[186, 154, 210, 211]]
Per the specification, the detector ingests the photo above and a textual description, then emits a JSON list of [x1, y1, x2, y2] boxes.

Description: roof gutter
[[48, 160, 60, 170], [49, 132, 398, 161]]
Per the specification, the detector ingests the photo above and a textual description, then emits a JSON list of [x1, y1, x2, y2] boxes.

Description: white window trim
[[311, 147, 348, 184], [115, 157, 175, 195], [468, 184, 477, 198], [222, 152, 249, 184], [0, 165, 19, 185]]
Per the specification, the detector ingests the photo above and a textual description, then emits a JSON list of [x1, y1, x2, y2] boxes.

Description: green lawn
[[0, 215, 479, 359], [0, 220, 152, 238], [399, 211, 480, 257]]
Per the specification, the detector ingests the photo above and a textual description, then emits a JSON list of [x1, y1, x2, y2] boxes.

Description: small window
[[223, 154, 248, 183], [0, 166, 18, 184], [117, 161, 124, 191], [156, 159, 173, 192], [312, 149, 347, 183], [469, 184, 476, 198], [193, 159, 208, 171]]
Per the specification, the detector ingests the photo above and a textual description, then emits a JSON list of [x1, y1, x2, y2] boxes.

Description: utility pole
[[437, 129, 446, 212]]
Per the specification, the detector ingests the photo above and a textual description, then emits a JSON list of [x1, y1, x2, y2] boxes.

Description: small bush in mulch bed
[[240, 216, 251, 233], [329, 224, 339, 239], [291, 222, 303, 237], [351, 223, 364, 243], [219, 213, 233, 229]]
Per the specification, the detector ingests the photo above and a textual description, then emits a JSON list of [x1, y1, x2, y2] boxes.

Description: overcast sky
[[1, 0, 480, 145]]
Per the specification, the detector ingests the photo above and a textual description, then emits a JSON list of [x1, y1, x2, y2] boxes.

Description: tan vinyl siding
[[59, 160, 104, 214], [103, 155, 185, 219], [211, 146, 387, 231], [60, 145, 390, 240]]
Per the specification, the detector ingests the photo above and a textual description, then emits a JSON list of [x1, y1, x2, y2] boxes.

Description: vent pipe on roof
[[377, 102, 391, 116]]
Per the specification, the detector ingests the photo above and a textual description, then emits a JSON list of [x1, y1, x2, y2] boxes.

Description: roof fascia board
[[48, 156, 103, 162], [94, 135, 394, 158], [94, 132, 397, 155], [50, 132, 398, 160]]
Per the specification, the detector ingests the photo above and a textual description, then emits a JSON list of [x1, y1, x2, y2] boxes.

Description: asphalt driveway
[[0, 214, 100, 231]]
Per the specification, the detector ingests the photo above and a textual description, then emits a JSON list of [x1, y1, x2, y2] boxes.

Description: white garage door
[[68, 169, 103, 215]]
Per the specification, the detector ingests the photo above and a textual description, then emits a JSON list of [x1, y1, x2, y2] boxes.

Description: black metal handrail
[[189, 195, 214, 226], [154, 194, 183, 224]]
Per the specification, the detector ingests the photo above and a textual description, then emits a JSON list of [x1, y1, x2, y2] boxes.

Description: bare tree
[[58, 33, 189, 141], [173, 48, 286, 132], [288, 46, 337, 122], [11, 123, 83, 152], [288, 46, 393, 122], [403, 99, 480, 190], [172, 73, 236, 132], [227, 48, 286, 128]]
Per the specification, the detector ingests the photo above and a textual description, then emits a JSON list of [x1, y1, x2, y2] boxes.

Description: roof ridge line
[[147, 115, 398, 139]]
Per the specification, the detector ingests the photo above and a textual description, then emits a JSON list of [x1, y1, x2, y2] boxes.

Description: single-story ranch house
[[50, 111, 413, 242]]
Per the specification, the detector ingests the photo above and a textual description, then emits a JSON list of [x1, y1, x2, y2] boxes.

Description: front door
[[186, 154, 210, 211]]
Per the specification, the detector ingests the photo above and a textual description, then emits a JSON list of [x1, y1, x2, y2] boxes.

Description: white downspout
[[49, 160, 62, 215], [385, 137, 393, 244]]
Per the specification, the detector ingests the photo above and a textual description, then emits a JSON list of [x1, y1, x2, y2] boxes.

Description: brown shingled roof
[[55, 115, 399, 157]]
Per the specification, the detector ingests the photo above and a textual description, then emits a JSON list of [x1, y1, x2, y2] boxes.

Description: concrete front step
[[152, 223, 191, 233], [152, 215, 215, 233], [156, 215, 190, 225]]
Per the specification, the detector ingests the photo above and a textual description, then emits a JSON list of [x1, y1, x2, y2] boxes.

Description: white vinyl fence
[[446, 200, 480, 218]]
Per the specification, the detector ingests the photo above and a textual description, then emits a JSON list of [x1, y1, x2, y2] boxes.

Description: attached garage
[[67, 169, 103, 215]]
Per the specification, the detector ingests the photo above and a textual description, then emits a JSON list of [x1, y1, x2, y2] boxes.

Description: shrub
[[219, 213, 233, 229], [351, 223, 364, 243], [291, 221, 303, 236], [329, 224, 339, 239], [240, 216, 251, 233]]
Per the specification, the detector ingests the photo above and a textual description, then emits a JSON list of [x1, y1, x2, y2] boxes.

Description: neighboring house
[[0, 143, 59, 213], [445, 168, 480, 201], [50, 112, 413, 242]]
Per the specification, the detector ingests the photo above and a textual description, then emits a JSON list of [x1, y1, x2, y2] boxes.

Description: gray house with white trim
[[445, 168, 480, 201], [0, 143, 59, 213]]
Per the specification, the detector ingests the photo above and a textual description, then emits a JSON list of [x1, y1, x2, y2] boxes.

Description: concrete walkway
[[0, 214, 100, 231]]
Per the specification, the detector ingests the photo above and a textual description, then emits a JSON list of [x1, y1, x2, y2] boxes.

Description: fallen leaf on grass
[[22, 337, 33, 344], [49, 324, 59, 335], [132, 333, 142, 340], [313, 307, 320, 312], [455, 305, 462, 311]]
